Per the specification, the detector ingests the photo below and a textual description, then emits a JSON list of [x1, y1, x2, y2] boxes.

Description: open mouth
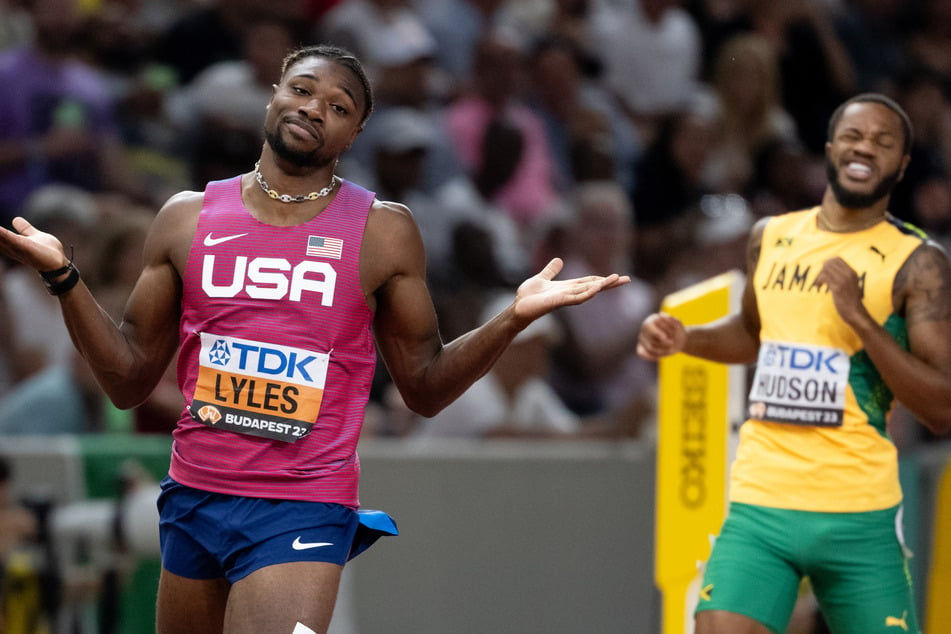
[[842, 160, 873, 181]]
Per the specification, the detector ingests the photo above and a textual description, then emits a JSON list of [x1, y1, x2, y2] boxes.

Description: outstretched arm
[[637, 219, 765, 365], [0, 196, 192, 409], [367, 201, 629, 417], [816, 243, 951, 435]]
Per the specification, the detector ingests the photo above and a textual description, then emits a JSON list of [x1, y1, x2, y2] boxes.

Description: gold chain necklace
[[254, 161, 338, 203]]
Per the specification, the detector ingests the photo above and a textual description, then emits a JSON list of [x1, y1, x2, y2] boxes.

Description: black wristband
[[39, 263, 72, 281], [40, 261, 81, 296]]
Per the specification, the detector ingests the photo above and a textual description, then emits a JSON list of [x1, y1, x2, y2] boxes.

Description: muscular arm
[[0, 194, 195, 409], [88, 196, 195, 407], [637, 219, 763, 364], [818, 243, 951, 435], [366, 201, 627, 417]]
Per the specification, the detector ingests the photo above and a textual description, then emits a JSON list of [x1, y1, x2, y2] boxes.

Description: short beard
[[264, 127, 328, 169], [826, 159, 901, 209]]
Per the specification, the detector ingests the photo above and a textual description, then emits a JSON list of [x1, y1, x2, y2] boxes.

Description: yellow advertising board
[[654, 270, 745, 634], [926, 459, 951, 634]]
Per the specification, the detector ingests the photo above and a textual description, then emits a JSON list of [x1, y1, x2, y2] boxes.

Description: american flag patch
[[306, 235, 343, 259]]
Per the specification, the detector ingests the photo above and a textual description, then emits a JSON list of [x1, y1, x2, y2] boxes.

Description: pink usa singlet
[[169, 175, 377, 507]]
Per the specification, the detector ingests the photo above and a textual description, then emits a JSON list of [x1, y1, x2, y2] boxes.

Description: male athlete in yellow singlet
[[638, 93, 951, 633]]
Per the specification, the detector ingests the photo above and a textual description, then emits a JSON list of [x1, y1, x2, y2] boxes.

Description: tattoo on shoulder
[[895, 244, 951, 324]]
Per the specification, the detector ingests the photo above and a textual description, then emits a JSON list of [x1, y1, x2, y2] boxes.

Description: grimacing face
[[825, 101, 909, 209]]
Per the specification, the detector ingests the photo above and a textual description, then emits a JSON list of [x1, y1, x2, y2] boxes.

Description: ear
[[897, 153, 911, 182]]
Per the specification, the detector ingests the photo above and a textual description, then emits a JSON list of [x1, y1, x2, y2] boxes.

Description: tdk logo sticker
[[761, 343, 842, 374], [198, 333, 328, 389]]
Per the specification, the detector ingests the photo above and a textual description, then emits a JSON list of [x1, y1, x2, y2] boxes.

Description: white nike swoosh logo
[[203, 232, 248, 247], [292, 536, 334, 550]]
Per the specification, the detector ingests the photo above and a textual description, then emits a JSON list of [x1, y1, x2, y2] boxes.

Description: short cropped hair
[[280, 44, 375, 126], [827, 93, 913, 154]]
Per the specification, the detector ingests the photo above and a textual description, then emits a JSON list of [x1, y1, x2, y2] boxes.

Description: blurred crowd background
[[3, 1, 951, 632], [2, 0, 951, 447]]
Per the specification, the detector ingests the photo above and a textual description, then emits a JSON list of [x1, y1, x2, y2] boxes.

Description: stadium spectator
[[443, 32, 561, 237], [589, 0, 703, 143], [525, 34, 640, 194], [0, 0, 137, 223], [698, 32, 799, 195], [549, 180, 657, 428], [630, 105, 718, 290]]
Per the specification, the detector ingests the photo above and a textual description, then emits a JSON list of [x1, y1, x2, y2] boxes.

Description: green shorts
[[697, 502, 918, 634]]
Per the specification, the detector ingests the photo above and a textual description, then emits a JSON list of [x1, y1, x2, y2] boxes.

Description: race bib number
[[189, 332, 329, 442], [747, 341, 848, 427]]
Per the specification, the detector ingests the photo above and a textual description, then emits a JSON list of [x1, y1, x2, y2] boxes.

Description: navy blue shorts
[[157, 477, 397, 583]]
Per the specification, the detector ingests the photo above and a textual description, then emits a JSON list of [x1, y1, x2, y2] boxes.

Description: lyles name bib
[[188, 332, 329, 442]]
